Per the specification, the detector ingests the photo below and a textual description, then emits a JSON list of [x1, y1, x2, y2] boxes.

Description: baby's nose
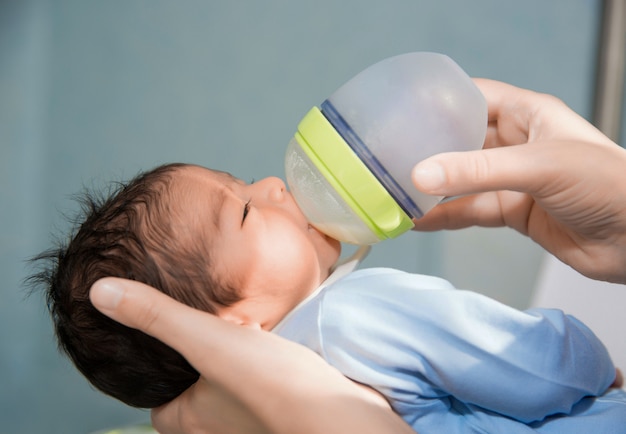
[[258, 177, 286, 202]]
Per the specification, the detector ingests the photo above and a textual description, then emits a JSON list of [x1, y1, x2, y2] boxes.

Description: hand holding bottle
[[412, 78, 626, 284]]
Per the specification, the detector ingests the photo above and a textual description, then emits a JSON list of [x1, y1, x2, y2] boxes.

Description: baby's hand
[[611, 368, 624, 389]]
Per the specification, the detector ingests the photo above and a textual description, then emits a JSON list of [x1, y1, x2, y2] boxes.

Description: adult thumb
[[411, 144, 553, 197], [89, 277, 213, 358]]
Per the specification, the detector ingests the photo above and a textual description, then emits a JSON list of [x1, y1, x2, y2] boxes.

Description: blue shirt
[[274, 267, 626, 433]]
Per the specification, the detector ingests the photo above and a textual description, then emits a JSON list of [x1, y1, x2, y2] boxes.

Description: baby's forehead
[[170, 164, 239, 220], [164, 166, 226, 241], [176, 164, 238, 185]]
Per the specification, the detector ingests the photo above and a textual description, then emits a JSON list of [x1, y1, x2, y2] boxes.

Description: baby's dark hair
[[28, 163, 242, 408]]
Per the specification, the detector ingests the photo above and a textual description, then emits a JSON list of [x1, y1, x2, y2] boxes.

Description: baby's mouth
[[308, 223, 326, 237], [308, 223, 336, 243]]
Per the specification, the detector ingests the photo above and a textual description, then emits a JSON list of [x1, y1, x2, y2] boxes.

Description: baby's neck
[[271, 246, 371, 332]]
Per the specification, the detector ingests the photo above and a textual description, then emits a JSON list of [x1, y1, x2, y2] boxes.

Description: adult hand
[[611, 368, 624, 389], [412, 78, 626, 284], [89, 277, 414, 434]]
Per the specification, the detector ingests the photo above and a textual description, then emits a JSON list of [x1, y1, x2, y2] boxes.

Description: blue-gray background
[[2, 1, 620, 432]]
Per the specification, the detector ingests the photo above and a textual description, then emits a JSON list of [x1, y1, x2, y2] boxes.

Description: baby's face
[[173, 165, 342, 329]]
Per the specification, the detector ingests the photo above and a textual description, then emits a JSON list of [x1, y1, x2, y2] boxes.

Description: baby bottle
[[285, 52, 487, 245]]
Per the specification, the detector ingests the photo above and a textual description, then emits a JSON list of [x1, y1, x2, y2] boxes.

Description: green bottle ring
[[294, 107, 414, 240]]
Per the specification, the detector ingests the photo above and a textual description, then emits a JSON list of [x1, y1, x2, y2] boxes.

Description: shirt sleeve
[[314, 268, 616, 423]]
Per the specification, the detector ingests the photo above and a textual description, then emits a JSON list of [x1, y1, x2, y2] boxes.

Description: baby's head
[[30, 163, 340, 408]]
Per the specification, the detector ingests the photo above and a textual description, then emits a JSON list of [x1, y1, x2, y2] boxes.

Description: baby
[[31, 162, 626, 433]]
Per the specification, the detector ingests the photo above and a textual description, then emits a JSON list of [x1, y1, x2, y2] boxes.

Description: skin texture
[[413, 79, 626, 284]]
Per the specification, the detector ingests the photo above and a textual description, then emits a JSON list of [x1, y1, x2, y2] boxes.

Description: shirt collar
[[271, 245, 371, 332]]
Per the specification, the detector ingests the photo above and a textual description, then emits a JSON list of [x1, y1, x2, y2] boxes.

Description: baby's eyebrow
[[210, 170, 244, 229], [212, 186, 227, 230]]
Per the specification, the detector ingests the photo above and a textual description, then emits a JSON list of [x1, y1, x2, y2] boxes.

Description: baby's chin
[[323, 234, 343, 271]]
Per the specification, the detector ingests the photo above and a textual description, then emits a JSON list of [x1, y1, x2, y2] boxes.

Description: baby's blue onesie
[[274, 266, 626, 433]]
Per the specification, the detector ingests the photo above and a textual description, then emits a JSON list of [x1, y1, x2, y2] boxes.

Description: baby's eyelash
[[242, 199, 251, 226]]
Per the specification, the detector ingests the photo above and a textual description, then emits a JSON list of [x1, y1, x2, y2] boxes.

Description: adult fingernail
[[413, 161, 447, 191], [90, 279, 124, 311]]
